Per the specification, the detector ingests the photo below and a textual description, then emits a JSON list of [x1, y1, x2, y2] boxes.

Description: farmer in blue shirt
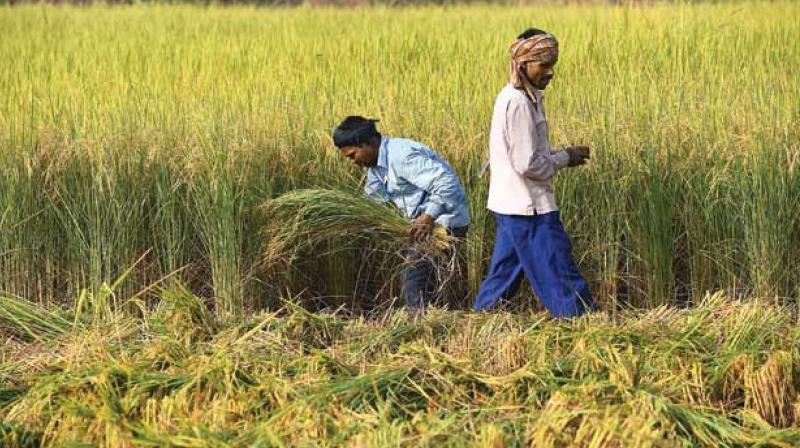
[[332, 116, 470, 309]]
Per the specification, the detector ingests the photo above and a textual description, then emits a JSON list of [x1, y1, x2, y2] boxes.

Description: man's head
[[332, 116, 382, 168], [510, 28, 559, 91]]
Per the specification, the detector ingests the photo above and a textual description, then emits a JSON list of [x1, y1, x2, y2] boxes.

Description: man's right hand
[[565, 146, 591, 167], [409, 213, 435, 243]]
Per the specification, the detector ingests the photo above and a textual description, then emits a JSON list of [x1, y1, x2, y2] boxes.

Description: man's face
[[339, 143, 378, 168], [523, 54, 558, 90]]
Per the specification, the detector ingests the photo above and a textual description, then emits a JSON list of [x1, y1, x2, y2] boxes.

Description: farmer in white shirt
[[473, 28, 594, 317]]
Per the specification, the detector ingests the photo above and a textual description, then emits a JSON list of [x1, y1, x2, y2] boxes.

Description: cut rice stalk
[[260, 189, 455, 270]]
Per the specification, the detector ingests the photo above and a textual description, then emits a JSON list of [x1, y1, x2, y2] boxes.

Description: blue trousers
[[473, 211, 594, 317]]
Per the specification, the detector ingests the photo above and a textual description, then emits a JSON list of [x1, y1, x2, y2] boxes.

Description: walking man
[[473, 28, 594, 317], [332, 116, 470, 309]]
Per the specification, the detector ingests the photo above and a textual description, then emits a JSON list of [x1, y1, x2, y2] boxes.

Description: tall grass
[[0, 2, 798, 313]]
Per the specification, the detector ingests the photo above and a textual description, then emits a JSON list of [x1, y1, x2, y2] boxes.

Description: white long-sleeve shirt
[[486, 84, 570, 216]]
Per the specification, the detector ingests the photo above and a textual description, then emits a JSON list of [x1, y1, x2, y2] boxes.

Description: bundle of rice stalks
[[150, 284, 217, 344], [260, 189, 455, 270], [0, 295, 73, 342]]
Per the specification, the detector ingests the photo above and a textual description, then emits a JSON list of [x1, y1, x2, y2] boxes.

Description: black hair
[[332, 116, 381, 148], [517, 28, 547, 40], [336, 116, 379, 132]]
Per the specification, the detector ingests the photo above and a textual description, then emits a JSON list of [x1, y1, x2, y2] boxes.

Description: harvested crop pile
[[2, 290, 800, 447]]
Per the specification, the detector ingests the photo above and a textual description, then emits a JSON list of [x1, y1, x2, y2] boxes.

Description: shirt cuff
[[552, 150, 570, 169], [424, 202, 445, 219]]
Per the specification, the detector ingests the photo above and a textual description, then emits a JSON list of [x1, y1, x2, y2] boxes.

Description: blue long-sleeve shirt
[[364, 136, 470, 229]]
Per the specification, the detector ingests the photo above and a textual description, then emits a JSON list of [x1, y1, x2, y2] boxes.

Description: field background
[[1, 3, 800, 315], [2, 2, 800, 446]]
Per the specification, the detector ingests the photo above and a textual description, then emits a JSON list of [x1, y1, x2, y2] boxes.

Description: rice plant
[[1, 2, 798, 312], [1, 3, 798, 444]]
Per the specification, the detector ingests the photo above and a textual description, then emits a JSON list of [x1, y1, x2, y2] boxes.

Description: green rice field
[[2, 2, 800, 446]]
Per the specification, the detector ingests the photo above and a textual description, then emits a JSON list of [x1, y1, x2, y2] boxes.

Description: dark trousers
[[401, 226, 468, 309], [473, 211, 594, 317]]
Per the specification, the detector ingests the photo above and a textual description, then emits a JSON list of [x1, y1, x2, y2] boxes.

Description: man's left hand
[[410, 213, 435, 242], [565, 146, 591, 167]]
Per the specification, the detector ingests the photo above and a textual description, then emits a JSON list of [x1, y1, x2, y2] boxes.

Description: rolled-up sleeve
[[398, 152, 463, 220], [506, 100, 566, 180], [550, 150, 570, 169]]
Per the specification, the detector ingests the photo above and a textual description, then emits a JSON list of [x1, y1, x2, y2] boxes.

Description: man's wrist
[[553, 150, 571, 169], [423, 203, 444, 220]]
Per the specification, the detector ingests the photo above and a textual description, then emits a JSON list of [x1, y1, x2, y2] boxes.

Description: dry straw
[[2, 289, 800, 446]]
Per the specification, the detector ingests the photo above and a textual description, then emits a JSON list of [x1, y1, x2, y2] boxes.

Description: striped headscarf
[[509, 33, 559, 101]]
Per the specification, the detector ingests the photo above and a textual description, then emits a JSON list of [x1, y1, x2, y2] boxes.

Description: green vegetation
[[1, 3, 799, 444], [2, 3, 799, 314]]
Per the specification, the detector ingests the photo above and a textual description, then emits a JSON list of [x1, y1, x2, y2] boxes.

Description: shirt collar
[[508, 83, 542, 104], [528, 86, 543, 104]]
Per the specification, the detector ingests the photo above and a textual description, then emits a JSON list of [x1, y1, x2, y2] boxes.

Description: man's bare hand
[[565, 146, 591, 167], [410, 213, 435, 242]]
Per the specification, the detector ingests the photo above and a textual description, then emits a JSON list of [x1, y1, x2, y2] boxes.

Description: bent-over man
[[333, 116, 470, 309]]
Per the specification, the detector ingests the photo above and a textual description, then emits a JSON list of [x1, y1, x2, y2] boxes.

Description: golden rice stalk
[[717, 354, 750, 410], [744, 351, 797, 428]]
